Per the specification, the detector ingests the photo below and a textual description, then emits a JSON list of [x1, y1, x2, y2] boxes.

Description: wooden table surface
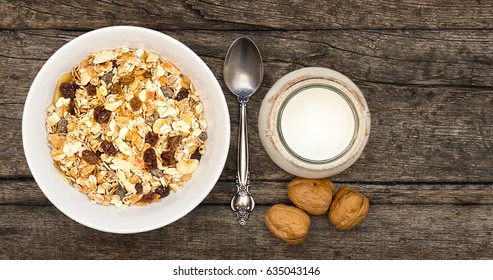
[[1, 1, 493, 259]]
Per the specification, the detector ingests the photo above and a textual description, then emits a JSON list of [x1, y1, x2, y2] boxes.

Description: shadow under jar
[[258, 67, 371, 178]]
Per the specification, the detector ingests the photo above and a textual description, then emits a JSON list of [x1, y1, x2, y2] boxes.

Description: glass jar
[[258, 67, 370, 178]]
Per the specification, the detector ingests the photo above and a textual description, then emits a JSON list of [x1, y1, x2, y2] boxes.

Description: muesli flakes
[[46, 48, 207, 207]]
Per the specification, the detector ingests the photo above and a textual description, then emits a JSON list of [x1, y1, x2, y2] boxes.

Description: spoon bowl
[[224, 37, 264, 99]]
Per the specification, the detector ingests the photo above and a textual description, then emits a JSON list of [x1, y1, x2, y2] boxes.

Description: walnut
[[264, 204, 310, 245], [328, 186, 369, 230], [287, 178, 335, 215]]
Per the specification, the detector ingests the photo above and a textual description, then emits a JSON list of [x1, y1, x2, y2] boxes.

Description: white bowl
[[22, 26, 230, 233]]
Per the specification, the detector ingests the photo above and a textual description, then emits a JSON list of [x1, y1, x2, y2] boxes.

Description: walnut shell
[[328, 186, 369, 230], [265, 204, 310, 245], [287, 178, 335, 215]]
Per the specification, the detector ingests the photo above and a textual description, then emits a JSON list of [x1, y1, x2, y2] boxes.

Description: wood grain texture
[[1, 30, 492, 181], [187, 0, 493, 30], [2, 1, 493, 30], [3, 30, 493, 89], [2, 204, 493, 259], [0, 0, 249, 30], [2, 179, 493, 206]]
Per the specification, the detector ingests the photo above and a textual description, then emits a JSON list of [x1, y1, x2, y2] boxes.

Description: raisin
[[59, 82, 78, 99], [114, 184, 127, 198], [120, 75, 135, 86], [190, 150, 202, 161], [129, 96, 142, 111], [139, 193, 154, 203], [160, 150, 177, 167], [175, 89, 188, 101], [56, 119, 68, 134], [86, 84, 96, 96], [145, 131, 159, 146], [100, 140, 117, 156], [135, 182, 143, 194], [110, 82, 123, 95], [81, 150, 99, 164], [145, 111, 159, 127], [143, 148, 157, 169], [151, 168, 163, 178], [94, 105, 111, 124], [67, 99, 76, 115], [199, 131, 208, 142], [155, 185, 171, 198], [167, 135, 182, 151], [161, 86, 174, 99], [102, 72, 114, 85]]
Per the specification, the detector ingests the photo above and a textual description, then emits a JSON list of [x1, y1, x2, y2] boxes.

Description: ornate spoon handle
[[231, 99, 255, 225]]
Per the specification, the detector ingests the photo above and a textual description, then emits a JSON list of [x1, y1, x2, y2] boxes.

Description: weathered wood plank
[[1, 30, 492, 181], [0, 0, 250, 30], [2, 30, 493, 91], [1, 179, 493, 206], [2, 0, 493, 30], [1, 204, 493, 259], [187, 0, 493, 30]]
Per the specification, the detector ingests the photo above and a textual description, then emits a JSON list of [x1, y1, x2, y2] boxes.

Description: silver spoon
[[224, 37, 264, 225]]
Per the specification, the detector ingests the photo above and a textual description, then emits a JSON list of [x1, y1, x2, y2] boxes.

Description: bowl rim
[[22, 25, 230, 233]]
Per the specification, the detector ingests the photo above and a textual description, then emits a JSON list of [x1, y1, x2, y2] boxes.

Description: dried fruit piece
[[81, 150, 99, 164], [138, 193, 155, 204], [167, 135, 182, 151], [190, 150, 201, 161], [328, 186, 369, 230], [160, 150, 177, 167], [198, 131, 207, 142], [94, 105, 111, 124], [120, 75, 135, 86], [265, 204, 310, 245], [176, 159, 199, 175], [155, 185, 171, 198], [102, 72, 114, 85], [100, 140, 118, 156], [129, 96, 142, 111], [143, 148, 157, 169], [59, 82, 78, 99], [86, 84, 96, 96], [145, 111, 159, 127], [114, 184, 127, 198], [287, 178, 335, 215], [161, 86, 174, 99], [135, 182, 143, 194], [56, 119, 68, 134], [67, 99, 76, 115], [145, 131, 159, 146], [175, 89, 188, 101], [110, 82, 123, 95], [151, 168, 163, 178], [53, 72, 73, 104]]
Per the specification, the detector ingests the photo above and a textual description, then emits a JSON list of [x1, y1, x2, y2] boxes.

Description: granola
[[46, 48, 207, 208]]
